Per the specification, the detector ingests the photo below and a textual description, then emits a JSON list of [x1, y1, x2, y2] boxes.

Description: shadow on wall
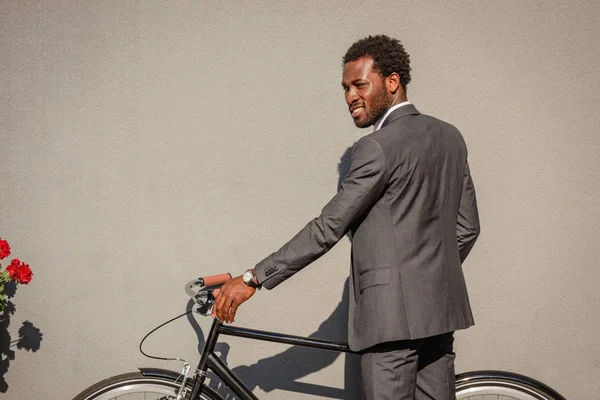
[[0, 282, 44, 393], [186, 279, 361, 400], [230, 278, 361, 399], [185, 145, 361, 399]]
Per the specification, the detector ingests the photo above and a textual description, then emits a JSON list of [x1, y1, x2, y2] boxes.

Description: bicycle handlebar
[[184, 273, 231, 315], [199, 273, 232, 287]]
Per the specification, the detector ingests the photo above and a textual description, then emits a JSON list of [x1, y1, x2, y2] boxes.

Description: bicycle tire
[[455, 370, 567, 400], [73, 371, 224, 400]]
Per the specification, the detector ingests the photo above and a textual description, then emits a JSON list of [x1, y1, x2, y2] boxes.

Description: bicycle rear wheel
[[73, 371, 223, 400], [455, 370, 566, 400]]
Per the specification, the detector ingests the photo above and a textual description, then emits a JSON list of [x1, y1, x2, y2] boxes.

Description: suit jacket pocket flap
[[359, 267, 391, 292]]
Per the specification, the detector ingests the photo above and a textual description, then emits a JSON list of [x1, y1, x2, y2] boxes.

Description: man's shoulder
[[376, 110, 461, 138], [353, 134, 385, 156], [366, 112, 466, 160]]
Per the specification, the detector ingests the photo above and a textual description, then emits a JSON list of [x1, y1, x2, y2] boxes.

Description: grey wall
[[1, 1, 599, 399]]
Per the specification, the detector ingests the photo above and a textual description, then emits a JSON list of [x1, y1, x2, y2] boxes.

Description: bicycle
[[74, 273, 567, 400]]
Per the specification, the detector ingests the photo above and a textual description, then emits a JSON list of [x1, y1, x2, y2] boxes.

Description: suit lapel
[[380, 104, 421, 129]]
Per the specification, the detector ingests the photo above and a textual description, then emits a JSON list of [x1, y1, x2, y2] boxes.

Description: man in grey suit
[[213, 35, 480, 399]]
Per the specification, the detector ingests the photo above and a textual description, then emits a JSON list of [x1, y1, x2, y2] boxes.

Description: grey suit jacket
[[255, 105, 480, 352]]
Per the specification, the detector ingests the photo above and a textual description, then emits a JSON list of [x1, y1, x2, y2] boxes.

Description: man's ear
[[386, 72, 400, 94]]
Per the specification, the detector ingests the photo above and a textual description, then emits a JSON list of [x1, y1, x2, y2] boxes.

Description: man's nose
[[345, 88, 358, 105]]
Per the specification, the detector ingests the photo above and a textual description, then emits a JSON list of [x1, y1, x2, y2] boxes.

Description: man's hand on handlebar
[[212, 276, 256, 323]]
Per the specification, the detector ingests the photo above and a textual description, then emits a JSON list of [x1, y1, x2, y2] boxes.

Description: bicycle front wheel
[[456, 370, 566, 400], [73, 371, 223, 400]]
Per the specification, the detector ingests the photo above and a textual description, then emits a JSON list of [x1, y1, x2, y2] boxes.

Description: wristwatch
[[242, 269, 260, 288]]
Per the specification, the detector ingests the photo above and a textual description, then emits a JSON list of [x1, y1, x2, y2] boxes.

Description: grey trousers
[[360, 332, 456, 400]]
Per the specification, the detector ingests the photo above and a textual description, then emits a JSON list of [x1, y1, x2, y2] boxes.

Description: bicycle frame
[[186, 317, 355, 400], [75, 275, 568, 400]]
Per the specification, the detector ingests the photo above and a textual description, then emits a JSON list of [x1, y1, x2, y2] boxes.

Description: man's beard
[[354, 89, 391, 128]]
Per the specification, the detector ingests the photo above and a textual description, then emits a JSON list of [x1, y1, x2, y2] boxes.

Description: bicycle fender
[[138, 367, 183, 382]]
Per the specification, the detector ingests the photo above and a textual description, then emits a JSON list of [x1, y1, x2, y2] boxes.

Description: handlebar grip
[[200, 273, 232, 287]]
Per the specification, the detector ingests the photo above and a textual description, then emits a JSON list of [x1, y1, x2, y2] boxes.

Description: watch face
[[243, 270, 253, 283]]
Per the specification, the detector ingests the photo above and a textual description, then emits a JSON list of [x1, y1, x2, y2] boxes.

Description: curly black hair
[[342, 35, 411, 91]]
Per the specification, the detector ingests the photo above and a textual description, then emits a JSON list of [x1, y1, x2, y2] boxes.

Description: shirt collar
[[373, 101, 411, 132]]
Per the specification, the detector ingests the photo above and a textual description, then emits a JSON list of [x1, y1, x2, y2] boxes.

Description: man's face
[[342, 57, 391, 128]]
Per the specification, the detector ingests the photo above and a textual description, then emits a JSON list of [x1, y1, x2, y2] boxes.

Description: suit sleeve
[[255, 136, 388, 289], [456, 160, 480, 263]]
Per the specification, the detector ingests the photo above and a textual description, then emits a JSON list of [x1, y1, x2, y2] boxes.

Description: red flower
[[0, 239, 10, 260], [6, 259, 33, 285], [6, 259, 20, 280], [17, 264, 33, 284]]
